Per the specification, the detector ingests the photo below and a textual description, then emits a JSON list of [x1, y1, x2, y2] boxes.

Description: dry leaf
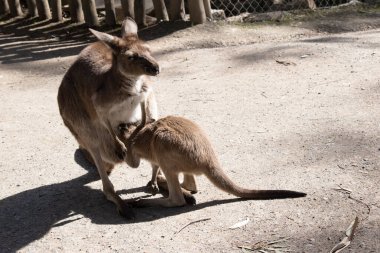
[[329, 216, 359, 253], [345, 216, 359, 240], [229, 217, 250, 229]]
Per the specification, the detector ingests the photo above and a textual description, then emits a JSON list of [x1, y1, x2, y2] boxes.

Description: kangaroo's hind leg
[[79, 145, 95, 165], [146, 164, 161, 195], [90, 148, 134, 219], [181, 173, 198, 194], [155, 172, 196, 205], [132, 167, 188, 207]]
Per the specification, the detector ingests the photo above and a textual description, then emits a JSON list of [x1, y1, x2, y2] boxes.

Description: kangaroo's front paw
[[117, 201, 135, 219], [146, 180, 160, 195]]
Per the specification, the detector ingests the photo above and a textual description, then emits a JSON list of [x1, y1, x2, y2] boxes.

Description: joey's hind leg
[[181, 174, 198, 194], [132, 170, 188, 207], [156, 174, 196, 205]]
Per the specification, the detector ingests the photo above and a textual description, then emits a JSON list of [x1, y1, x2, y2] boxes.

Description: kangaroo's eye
[[128, 54, 140, 61]]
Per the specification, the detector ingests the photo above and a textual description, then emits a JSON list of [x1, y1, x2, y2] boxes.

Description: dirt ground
[[1, 6, 380, 253]]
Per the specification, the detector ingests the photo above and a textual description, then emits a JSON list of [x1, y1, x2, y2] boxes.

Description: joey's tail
[[204, 167, 306, 200]]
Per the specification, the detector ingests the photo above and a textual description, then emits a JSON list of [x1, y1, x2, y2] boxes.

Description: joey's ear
[[89, 28, 122, 52], [121, 18, 138, 38]]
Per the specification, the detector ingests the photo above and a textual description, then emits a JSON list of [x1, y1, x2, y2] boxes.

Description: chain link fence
[[210, 0, 357, 16]]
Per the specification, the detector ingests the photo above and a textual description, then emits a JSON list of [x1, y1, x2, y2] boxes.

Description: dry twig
[[275, 59, 296, 66], [238, 237, 291, 252], [173, 218, 211, 236], [333, 185, 352, 194]]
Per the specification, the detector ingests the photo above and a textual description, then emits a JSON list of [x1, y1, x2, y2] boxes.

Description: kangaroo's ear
[[121, 17, 138, 38], [89, 28, 122, 53]]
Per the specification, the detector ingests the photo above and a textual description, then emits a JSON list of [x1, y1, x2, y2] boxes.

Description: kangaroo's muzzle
[[145, 65, 160, 76]]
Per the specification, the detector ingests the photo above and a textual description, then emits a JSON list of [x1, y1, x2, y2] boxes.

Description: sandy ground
[[1, 7, 380, 253]]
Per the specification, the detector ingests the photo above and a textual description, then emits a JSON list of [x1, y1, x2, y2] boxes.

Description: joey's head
[[89, 18, 159, 78]]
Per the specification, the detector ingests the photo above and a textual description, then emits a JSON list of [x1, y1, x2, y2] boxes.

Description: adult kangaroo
[[120, 105, 307, 208], [57, 18, 159, 219]]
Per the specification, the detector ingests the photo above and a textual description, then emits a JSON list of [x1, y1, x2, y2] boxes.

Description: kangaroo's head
[[89, 18, 159, 77]]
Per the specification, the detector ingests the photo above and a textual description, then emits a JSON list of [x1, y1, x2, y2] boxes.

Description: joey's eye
[[128, 55, 135, 61]]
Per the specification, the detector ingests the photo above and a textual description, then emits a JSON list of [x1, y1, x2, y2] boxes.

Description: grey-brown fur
[[57, 18, 159, 219]]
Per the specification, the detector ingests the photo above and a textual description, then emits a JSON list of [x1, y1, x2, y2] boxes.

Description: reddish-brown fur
[[121, 111, 306, 208]]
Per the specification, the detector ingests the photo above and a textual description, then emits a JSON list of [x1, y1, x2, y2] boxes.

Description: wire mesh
[[210, 0, 353, 16]]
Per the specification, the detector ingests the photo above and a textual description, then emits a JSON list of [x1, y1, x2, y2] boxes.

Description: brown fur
[[57, 18, 159, 218], [121, 111, 306, 208]]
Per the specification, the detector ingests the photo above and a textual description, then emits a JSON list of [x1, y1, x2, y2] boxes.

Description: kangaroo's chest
[[107, 94, 144, 127], [93, 78, 148, 130]]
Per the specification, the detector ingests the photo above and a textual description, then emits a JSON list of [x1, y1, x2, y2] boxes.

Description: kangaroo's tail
[[204, 167, 306, 199]]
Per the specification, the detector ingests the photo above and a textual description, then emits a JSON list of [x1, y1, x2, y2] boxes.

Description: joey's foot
[[128, 198, 147, 208], [129, 197, 187, 208], [117, 201, 135, 219], [146, 180, 160, 195], [181, 187, 198, 195], [183, 193, 196, 206], [156, 177, 194, 203]]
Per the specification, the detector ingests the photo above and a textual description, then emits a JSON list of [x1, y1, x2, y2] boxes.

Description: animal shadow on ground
[[0, 149, 243, 252]]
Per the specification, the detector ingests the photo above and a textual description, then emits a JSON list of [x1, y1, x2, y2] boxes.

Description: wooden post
[[36, 0, 51, 20], [203, 0, 212, 20], [69, 0, 84, 23], [188, 0, 206, 24], [134, 0, 146, 27], [26, 0, 38, 17], [152, 0, 168, 21], [120, 0, 134, 19], [51, 0, 62, 21], [307, 0, 317, 9], [0, 0, 10, 15], [8, 0, 23, 16], [82, 0, 99, 26], [104, 0, 116, 26], [168, 0, 184, 21]]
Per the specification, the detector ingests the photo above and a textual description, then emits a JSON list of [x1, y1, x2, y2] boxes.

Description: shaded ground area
[[1, 5, 380, 64], [0, 5, 379, 253]]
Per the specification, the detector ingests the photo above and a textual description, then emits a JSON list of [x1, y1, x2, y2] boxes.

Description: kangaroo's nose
[[145, 65, 160, 76]]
